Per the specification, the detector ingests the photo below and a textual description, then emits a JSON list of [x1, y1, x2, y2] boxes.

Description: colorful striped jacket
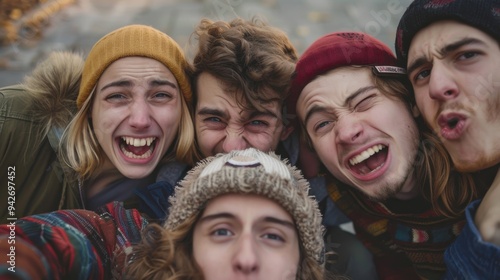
[[0, 202, 147, 280], [326, 174, 465, 280]]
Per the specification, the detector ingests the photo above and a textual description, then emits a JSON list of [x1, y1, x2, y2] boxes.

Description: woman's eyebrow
[[149, 78, 177, 89]]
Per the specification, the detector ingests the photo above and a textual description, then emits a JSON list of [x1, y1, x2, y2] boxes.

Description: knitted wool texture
[[77, 24, 192, 109], [165, 148, 325, 265], [287, 32, 398, 122], [396, 0, 500, 67]]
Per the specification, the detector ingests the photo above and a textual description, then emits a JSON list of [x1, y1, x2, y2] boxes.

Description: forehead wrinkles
[[100, 77, 175, 94], [409, 24, 446, 60], [300, 85, 349, 117], [409, 40, 435, 68], [409, 21, 479, 66]]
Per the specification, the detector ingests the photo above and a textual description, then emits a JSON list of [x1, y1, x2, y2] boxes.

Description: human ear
[[412, 105, 420, 118], [280, 124, 294, 141]]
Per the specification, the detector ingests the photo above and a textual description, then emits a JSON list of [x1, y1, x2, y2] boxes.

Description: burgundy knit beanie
[[396, 0, 500, 68], [287, 32, 401, 123]]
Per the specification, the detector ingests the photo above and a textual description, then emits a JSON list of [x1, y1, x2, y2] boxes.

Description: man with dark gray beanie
[[396, 1, 500, 279]]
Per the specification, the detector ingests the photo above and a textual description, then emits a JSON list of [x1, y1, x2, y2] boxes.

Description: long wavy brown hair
[[301, 66, 478, 217], [371, 67, 478, 217]]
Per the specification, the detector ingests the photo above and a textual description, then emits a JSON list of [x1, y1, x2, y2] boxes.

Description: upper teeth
[[349, 144, 384, 166], [122, 136, 156, 147]]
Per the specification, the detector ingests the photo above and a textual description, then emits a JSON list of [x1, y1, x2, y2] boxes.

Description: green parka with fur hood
[[0, 52, 84, 222]]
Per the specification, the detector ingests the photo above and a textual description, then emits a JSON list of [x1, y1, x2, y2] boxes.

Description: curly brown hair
[[191, 17, 298, 115]]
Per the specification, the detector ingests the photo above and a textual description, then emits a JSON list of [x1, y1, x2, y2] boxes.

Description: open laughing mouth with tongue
[[119, 136, 157, 160], [348, 144, 388, 180]]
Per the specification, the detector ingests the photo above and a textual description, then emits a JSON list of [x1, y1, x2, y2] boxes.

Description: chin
[[449, 146, 497, 172], [356, 185, 385, 201], [121, 168, 155, 179], [453, 157, 500, 173], [364, 191, 389, 202]]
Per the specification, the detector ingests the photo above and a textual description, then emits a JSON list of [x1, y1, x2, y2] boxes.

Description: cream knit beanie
[[165, 148, 325, 265]]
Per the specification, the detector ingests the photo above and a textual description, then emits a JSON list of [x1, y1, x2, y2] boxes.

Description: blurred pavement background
[[0, 0, 413, 87]]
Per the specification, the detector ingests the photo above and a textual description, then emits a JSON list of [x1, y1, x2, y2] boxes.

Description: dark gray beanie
[[396, 0, 500, 67]]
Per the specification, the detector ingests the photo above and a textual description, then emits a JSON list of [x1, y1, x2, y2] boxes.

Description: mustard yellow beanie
[[77, 24, 192, 109]]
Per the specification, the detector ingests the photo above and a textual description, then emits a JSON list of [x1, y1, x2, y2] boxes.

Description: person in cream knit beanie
[[126, 148, 329, 279], [167, 148, 325, 263]]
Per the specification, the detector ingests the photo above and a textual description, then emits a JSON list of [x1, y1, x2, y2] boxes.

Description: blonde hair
[[60, 24, 199, 179]]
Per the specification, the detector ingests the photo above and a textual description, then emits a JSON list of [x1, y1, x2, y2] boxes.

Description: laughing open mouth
[[349, 144, 388, 175], [119, 136, 157, 159]]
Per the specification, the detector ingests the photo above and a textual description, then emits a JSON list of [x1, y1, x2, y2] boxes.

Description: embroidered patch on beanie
[[287, 31, 402, 123]]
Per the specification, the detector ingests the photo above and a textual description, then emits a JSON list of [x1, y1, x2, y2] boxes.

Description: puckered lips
[[347, 144, 389, 181], [117, 136, 157, 163], [437, 112, 468, 141]]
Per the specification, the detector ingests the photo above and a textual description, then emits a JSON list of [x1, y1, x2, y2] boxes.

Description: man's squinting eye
[[249, 120, 268, 126], [354, 95, 375, 111], [205, 117, 222, 123]]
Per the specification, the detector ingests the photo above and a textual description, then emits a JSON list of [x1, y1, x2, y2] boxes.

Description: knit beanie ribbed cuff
[[396, 0, 500, 68], [287, 32, 399, 121], [77, 24, 191, 109]]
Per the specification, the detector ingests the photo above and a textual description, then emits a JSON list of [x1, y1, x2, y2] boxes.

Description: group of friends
[[0, 0, 499, 279]]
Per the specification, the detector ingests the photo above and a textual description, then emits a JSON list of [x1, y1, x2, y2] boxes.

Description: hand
[[475, 167, 500, 246]]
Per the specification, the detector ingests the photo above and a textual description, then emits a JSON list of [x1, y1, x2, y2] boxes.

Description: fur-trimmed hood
[[22, 51, 84, 137]]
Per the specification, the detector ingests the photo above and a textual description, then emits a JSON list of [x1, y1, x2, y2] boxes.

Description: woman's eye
[[153, 92, 172, 99], [107, 93, 126, 100], [105, 93, 129, 103]]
